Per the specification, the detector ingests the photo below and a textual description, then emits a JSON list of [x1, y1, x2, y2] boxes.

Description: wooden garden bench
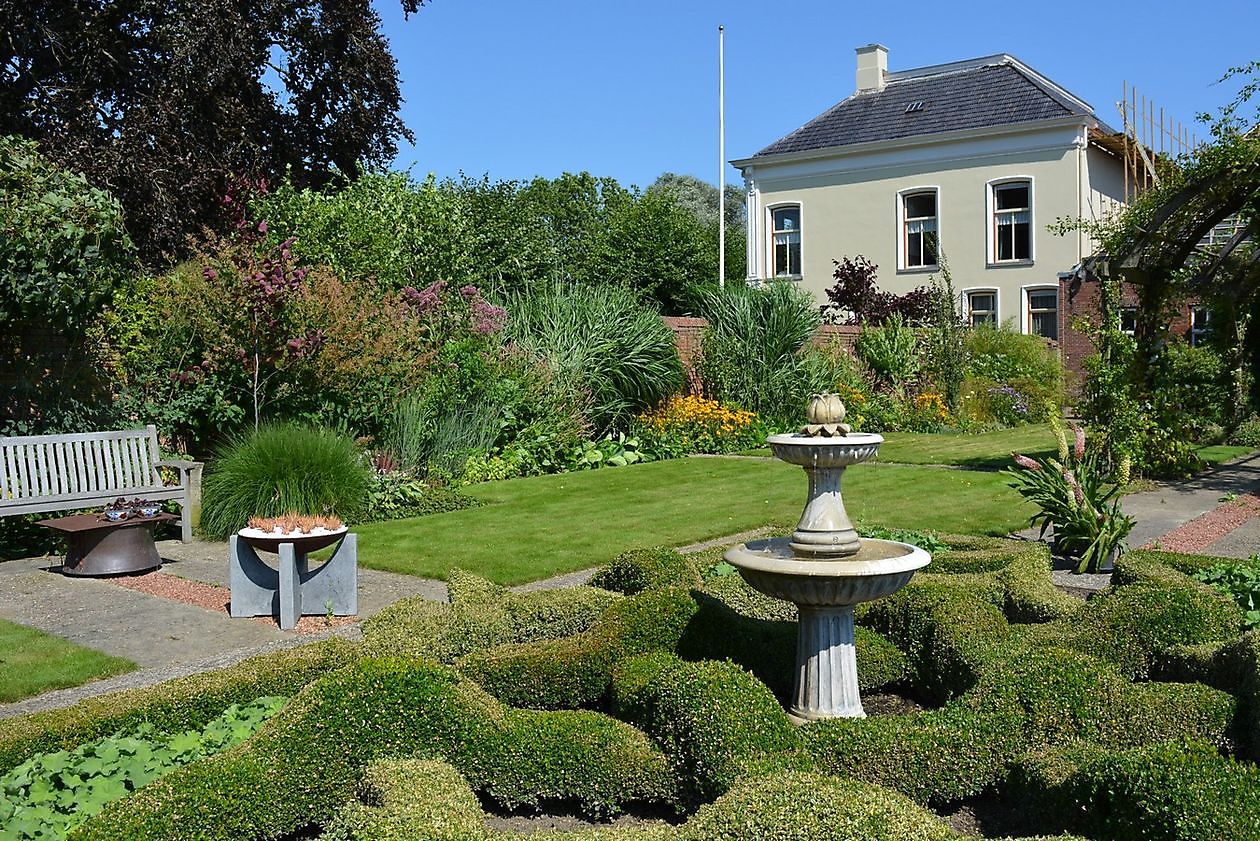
[[0, 426, 202, 543]]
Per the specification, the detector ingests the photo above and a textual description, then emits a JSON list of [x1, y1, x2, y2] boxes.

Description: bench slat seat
[[1, 426, 202, 542]]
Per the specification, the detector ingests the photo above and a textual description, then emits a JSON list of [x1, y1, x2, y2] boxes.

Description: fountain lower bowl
[[724, 537, 929, 606]]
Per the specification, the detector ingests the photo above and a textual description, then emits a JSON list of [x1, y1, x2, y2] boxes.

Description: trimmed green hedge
[[680, 576, 909, 700], [0, 639, 355, 775], [1012, 740, 1260, 841], [34, 533, 1255, 841], [610, 652, 805, 806], [73, 658, 676, 839], [588, 547, 702, 595], [1026, 582, 1243, 679], [322, 759, 1091, 841], [362, 570, 620, 662], [458, 587, 697, 709]]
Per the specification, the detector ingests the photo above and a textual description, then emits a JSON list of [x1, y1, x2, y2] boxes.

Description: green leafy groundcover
[[0, 696, 286, 840], [6, 539, 1259, 840]]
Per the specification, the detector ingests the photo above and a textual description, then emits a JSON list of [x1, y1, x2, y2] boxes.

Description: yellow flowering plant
[[633, 395, 766, 457]]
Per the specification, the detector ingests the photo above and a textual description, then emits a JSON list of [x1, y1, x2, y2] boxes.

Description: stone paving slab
[[0, 561, 286, 669]]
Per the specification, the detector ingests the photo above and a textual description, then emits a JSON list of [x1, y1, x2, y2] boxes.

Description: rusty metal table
[[36, 513, 178, 576]]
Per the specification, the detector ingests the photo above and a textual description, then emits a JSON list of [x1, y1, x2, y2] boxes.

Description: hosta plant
[[1005, 421, 1135, 573]]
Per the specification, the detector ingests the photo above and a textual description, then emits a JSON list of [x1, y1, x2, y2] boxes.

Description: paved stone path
[[0, 538, 597, 720]]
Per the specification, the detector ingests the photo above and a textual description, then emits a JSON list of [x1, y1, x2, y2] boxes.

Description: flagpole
[[718, 24, 726, 289]]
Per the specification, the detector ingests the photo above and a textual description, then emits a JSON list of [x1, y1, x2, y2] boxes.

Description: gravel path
[[1142, 493, 1260, 554]]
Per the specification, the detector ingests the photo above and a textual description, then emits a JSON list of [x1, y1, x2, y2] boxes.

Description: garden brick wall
[[1058, 276, 1196, 387]]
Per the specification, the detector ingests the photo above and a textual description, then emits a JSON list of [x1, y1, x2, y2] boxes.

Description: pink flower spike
[[257, 220, 268, 234], [1013, 454, 1041, 471], [1072, 424, 1086, 461]]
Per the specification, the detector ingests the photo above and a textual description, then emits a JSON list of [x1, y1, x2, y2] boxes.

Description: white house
[[732, 45, 1128, 340]]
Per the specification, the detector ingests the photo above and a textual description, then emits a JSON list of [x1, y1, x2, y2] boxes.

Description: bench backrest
[[0, 426, 165, 504]]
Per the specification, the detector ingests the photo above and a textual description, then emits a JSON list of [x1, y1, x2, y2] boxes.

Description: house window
[[1026, 288, 1058, 340], [771, 206, 802, 277], [902, 191, 938, 269], [1119, 307, 1138, 336], [966, 291, 997, 327], [992, 181, 1032, 262], [1190, 305, 1212, 346]]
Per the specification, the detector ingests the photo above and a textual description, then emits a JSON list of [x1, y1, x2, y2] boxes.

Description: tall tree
[[0, 0, 424, 262]]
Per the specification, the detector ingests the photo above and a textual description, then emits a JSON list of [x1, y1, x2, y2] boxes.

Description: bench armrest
[[155, 459, 204, 471]]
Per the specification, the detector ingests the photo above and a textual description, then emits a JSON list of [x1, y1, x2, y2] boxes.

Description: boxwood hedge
[[72, 658, 677, 840], [31, 534, 1257, 840]]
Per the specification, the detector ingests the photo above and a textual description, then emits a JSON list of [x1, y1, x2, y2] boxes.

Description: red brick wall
[[1059, 275, 1198, 386]]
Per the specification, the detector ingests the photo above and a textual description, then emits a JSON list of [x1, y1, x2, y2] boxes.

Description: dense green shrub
[[505, 284, 684, 435], [74, 658, 676, 839], [321, 758, 491, 841], [1019, 740, 1260, 841], [855, 314, 920, 389], [361, 571, 620, 662], [610, 653, 804, 805], [200, 423, 371, 538], [963, 325, 1064, 416], [1, 135, 135, 436], [1150, 341, 1231, 437], [457, 587, 697, 709], [680, 772, 957, 841], [1025, 582, 1243, 679], [0, 639, 353, 775], [911, 536, 1078, 623], [680, 573, 910, 700], [588, 546, 701, 595], [3, 697, 285, 840], [363, 471, 482, 522], [860, 584, 1009, 704], [803, 702, 1023, 806], [695, 282, 823, 429]]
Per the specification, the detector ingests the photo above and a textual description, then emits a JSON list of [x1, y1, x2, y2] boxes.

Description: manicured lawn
[[355, 456, 1033, 584], [877, 427, 1058, 469], [0, 618, 136, 703], [1197, 444, 1254, 465]]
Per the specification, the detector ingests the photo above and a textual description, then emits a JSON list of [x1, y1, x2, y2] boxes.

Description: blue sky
[[377, 0, 1258, 190]]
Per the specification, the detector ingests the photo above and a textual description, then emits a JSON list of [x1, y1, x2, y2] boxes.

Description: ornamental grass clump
[[200, 423, 371, 539], [1004, 419, 1134, 573]]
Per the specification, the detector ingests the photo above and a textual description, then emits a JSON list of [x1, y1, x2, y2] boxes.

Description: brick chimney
[[856, 44, 888, 94]]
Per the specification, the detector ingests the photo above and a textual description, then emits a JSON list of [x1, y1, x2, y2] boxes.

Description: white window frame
[[1119, 306, 1138, 337], [962, 287, 1000, 328], [896, 186, 940, 272], [1189, 305, 1211, 346], [987, 177, 1035, 266], [1022, 285, 1060, 340], [767, 203, 803, 279]]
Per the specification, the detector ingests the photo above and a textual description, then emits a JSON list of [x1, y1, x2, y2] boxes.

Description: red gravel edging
[[108, 570, 358, 634], [1141, 493, 1260, 554]]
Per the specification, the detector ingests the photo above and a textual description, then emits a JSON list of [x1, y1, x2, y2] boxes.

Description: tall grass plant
[[505, 284, 683, 434], [695, 282, 822, 428], [200, 423, 371, 539]]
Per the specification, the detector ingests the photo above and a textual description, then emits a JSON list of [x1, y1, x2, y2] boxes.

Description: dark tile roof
[[752, 61, 1096, 159]]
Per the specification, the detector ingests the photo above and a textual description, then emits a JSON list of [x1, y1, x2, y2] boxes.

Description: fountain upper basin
[[767, 432, 883, 468], [725, 537, 929, 607]]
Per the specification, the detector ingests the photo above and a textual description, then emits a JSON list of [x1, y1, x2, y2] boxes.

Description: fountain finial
[[800, 392, 851, 437]]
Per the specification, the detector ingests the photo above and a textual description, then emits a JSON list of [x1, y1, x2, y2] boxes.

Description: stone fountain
[[724, 393, 930, 721]]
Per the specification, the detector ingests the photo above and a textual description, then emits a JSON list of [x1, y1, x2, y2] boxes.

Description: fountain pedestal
[[795, 605, 863, 719]]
